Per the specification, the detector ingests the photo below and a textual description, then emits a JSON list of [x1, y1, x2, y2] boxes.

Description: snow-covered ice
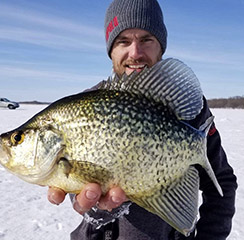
[[0, 105, 243, 239], [0, 105, 82, 240], [211, 108, 244, 240]]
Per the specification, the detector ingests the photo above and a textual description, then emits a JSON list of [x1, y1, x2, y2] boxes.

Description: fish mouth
[[0, 139, 10, 166]]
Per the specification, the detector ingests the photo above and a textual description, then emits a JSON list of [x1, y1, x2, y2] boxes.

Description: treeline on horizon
[[19, 96, 244, 109], [207, 96, 244, 109]]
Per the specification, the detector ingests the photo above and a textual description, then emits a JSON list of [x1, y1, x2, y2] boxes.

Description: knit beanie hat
[[105, 0, 167, 57]]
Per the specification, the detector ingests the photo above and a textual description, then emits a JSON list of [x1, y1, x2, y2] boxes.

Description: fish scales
[[0, 58, 223, 236], [25, 89, 204, 198]]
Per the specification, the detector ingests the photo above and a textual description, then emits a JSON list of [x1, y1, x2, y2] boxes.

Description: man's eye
[[142, 38, 153, 43], [117, 40, 130, 45]]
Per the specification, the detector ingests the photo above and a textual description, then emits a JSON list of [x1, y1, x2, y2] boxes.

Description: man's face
[[110, 29, 162, 77]]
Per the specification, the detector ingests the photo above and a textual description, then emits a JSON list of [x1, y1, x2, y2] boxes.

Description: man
[[48, 0, 237, 239]]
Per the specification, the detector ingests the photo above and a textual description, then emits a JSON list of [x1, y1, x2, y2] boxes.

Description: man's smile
[[127, 64, 146, 69], [125, 63, 147, 73]]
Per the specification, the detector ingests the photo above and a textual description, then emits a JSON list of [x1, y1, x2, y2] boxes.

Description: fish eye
[[11, 131, 25, 145]]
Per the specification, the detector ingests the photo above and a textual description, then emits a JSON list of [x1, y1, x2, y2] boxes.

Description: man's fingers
[[98, 186, 127, 210], [48, 187, 66, 205], [73, 183, 102, 214], [48, 184, 127, 215]]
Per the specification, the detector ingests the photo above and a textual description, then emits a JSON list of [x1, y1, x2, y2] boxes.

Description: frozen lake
[[0, 105, 243, 239]]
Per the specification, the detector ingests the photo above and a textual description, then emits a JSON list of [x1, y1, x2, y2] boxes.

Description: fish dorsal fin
[[133, 166, 199, 236], [100, 58, 203, 120]]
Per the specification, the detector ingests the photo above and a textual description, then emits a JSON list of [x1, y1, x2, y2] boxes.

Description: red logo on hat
[[106, 16, 119, 41]]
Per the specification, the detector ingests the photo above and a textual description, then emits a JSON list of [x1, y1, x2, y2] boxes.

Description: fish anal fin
[[132, 166, 199, 236]]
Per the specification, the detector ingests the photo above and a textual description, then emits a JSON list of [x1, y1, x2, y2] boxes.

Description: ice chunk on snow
[[83, 202, 131, 229]]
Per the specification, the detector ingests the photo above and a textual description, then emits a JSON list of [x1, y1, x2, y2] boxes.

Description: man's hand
[[47, 183, 127, 215]]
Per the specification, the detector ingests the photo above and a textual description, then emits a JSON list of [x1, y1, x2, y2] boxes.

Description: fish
[[0, 58, 223, 236]]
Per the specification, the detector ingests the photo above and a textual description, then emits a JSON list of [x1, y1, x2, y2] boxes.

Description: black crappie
[[0, 58, 223, 236]]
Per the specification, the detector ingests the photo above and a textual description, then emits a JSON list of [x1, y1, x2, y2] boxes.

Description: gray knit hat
[[105, 0, 167, 57]]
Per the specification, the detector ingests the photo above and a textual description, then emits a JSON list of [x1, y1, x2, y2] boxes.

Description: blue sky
[[0, 0, 243, 102]]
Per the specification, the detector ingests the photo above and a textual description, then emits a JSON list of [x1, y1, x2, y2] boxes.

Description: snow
[[211, 108, 244, 240], [0, 105, 243, 239], [0, 105, 82, 240]]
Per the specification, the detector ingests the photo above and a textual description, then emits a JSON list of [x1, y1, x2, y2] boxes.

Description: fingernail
[[111, 196, 123, 204], [86, 190, 98, 200], [48, 192, 59, 205]]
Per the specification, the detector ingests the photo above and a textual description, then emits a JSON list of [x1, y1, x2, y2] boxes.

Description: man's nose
[[128, 42, 143, 59]]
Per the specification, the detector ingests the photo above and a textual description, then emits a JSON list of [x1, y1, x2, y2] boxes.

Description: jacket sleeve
[[186, 98, 237, 240]]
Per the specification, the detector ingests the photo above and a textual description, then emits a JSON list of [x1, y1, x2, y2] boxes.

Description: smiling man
[[48, 0, 237, 240], [111, 29, 163, 76]]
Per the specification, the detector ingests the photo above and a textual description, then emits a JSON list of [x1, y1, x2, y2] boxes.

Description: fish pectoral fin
[[137, 166, 199, 237], [57, 157, 73, 178], [66, 160, 112, 184]]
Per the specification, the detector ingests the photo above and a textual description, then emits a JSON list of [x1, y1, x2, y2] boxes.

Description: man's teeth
[[128, 65, 145, 69]]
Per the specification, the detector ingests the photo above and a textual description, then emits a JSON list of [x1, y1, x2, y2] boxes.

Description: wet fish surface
[[0, 58, 223, 236]]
